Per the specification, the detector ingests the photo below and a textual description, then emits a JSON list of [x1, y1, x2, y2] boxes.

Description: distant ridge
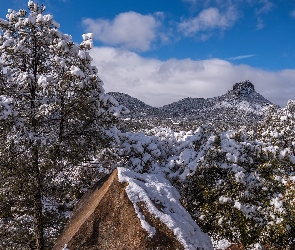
[[108, 92, 160, 117], [108, 80, 277, 126]]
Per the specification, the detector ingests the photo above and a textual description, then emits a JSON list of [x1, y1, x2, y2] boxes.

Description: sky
[[1, 0, 295, 107]]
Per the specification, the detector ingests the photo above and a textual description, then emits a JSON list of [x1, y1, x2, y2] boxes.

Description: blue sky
[[1, 0, 295, 107]]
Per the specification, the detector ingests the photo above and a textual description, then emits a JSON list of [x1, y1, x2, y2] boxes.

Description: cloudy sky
[[2, 0, 295, 107]]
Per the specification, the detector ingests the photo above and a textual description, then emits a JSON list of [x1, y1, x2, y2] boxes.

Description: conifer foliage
[[0, 1, 124, 249]]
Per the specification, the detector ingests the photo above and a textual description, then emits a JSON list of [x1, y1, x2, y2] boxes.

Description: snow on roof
[[117, 167, 213, 250]]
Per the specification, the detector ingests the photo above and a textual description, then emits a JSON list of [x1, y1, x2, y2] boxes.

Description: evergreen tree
[[0, 1, 124, 248]]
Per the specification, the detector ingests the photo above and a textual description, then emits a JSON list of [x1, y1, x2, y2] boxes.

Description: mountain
[[108, 80, 277, 129], [108, 92, 160, 118]]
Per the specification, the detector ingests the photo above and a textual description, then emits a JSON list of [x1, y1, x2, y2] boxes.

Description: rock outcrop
[[232, 80, 255, 97], [53, 168, 213, 250]]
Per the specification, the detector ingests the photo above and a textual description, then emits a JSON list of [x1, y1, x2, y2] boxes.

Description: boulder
[[53, 168, 213, 250]]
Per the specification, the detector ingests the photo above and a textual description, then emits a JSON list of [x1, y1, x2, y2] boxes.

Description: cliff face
[[53, 168, 213, 250]]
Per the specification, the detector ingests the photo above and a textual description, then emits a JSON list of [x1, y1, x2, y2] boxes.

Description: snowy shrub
[[180, 112, 295, 247], [105, 117, 295, 248]]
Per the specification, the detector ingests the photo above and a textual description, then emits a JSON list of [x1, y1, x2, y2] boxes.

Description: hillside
[[108, 92, 160, 118], [105, 99, 295, 248]]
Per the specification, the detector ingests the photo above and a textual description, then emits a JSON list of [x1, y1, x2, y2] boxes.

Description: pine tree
[[0, 1, 124, 248]]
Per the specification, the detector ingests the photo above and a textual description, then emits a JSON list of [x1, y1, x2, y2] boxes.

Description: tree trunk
[[30, 35, 44, 249], [32, 145, 45, 250]]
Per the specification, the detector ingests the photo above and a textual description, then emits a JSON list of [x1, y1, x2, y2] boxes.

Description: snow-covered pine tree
[[0, 1, 125, 249], [182, 119, 295, 247]]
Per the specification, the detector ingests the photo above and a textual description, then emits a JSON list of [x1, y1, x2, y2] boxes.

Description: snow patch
[[117, 167, 213, 250], [70, 65, 84, 78]]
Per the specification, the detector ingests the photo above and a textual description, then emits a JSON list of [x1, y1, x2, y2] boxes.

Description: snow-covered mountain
[[108, 92, 160, 118], [109, 80, 277, 128]]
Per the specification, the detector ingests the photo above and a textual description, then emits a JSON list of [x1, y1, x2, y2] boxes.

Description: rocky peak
[[232, 80, 255, 97]]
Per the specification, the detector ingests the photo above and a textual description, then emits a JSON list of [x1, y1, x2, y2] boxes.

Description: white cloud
[[185, 0, 274, 31], [90, 46, 295, 108], [254, 0, 274, 29], [290, 10, 295, 19], [255, 0, 274, 14], [256, 17, 265, 30], [178, 7, 238, 37], [82, 12, 161, 51], [228, 54, 257, 61]]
